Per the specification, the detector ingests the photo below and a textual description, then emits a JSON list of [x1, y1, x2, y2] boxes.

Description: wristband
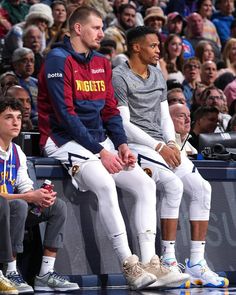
[[156, 142, 165, 153]]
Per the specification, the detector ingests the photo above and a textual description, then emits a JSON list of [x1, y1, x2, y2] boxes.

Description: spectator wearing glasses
[[182, 57, 201, 108], [167, 87, 187, 105], [12, 47, 38, 127], [200, 85, 231, 132]]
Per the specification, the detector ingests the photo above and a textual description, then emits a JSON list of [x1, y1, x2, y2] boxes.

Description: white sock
[[39, 256, 56, 276], [190, 241, 205, 265], [6, 260, 17, 275], [162, 240, 177, 263], [111, 232, 132, 264], [138, 231, 156, 263]]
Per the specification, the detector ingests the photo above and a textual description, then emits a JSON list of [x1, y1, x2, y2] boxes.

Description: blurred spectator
[[5, 85, 35, 130], [185, 12, 220, 59], [197, 0, 221, 48], [0, 71, 18, 94], [212, 0, 234, 47], [100, 38, 117, 59], [189, 105, 219, 151], [12, 47, 38, 125], [44, 0, 68, 54], [182, 57, 201, 108], [104, 3, 136, 54], [167, 87, 186, 105], [166, 11, 185, 35], [3, 3, 53, 66], [190, 82, 206, 114], [200, 60, 217, 86], [230, 19, 236, 38], [195, 40, 215, 63], [214, 71, 235, 91], [23, 25, 43, 78], [144, 6, 166, 36], [1, 0, 29, 25], [111, 0, 143, 27], [200, 85, 231, 131], [222, 38, 236, 75], [137, 0, 159, 18], [0, 7, 12, 38], [89, 0, 113, 22], [162, 33, 185, 83], [226, 113, 236, 131], [165, 0, 197, 17], [224, 78, 236, 115], [166, 12, 195, 59]]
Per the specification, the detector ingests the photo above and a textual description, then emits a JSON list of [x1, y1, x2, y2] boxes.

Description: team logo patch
[[71, 165, 80, 176], [143, 167, 152, 177]]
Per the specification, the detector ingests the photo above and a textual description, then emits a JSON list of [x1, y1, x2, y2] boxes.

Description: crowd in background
[[0, 0, 236, 151]]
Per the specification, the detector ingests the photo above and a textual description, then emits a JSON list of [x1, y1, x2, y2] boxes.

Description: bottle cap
[[44, 179, 52, 185]]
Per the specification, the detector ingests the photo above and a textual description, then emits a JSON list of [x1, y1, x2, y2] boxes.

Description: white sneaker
[[122, 254, 156, 290], [185, 258, 229, 288], [34, 271, 79, 292], [142, 255, 190, 289], [162, 258, 191, 288], [6, 272, 33, 294]]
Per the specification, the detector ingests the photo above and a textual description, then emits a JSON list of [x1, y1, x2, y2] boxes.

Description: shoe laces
[[49, 272, 68, 282], [149, 257, 170, 274], [169, 262, 186, 273], [124, 262, 143, 277], [160, 257, 182, 273], [7, 272, 26, 284]]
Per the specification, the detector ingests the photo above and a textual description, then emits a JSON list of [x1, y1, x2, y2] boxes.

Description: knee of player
[[165, 176, 183, 197], [138, 174, 156, 194], [162, 177, 183, 209], [95, 176, 117, 195]]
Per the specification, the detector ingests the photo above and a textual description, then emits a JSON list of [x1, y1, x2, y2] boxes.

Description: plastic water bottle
[[30, 180, 53, 217]]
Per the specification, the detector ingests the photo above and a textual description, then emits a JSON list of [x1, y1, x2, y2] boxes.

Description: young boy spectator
[[0, 96, 79, 293]]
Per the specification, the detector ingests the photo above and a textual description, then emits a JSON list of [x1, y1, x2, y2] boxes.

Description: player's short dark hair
[[126, 26, 157, 53], [68, 5, 102, 31], [0, 96, 24, 115]]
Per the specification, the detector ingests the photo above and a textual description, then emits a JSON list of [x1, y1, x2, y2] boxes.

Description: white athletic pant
[[129, 144, 211, 221], [44, 138, 157, 262]]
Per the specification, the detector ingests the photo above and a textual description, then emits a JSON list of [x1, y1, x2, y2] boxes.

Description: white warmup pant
[[44, 138, 157, 262], [129, 144, 211, 221]]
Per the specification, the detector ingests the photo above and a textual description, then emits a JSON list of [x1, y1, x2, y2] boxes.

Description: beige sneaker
[[0, 271, 18, 294], [123, 255, 156, 290], [142, 255, 190, 288]]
